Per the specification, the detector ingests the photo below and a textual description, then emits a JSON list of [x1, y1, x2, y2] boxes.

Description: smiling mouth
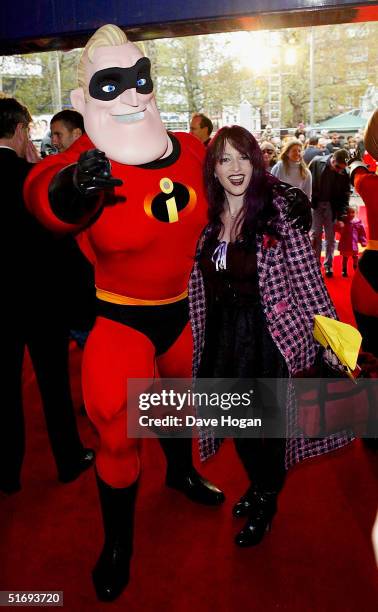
[[111, 110, 146, 124], [228, 175, 245, 186]]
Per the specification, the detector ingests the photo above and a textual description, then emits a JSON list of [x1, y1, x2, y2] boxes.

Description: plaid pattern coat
[[189, 188, 353, 467]]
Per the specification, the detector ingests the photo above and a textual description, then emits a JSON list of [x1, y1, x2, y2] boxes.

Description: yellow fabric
[[96, 287, 188, 306], [313, 315, 362, 376]]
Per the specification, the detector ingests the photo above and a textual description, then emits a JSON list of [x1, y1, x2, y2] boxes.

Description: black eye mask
[[88, 57, 153, 101]]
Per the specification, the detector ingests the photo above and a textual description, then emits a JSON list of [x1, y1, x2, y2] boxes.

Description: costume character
[[24, 24, 224, 602], [349, 108, 378, 356]]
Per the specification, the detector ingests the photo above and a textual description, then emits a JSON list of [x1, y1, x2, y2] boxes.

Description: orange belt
[[366, 240, 378, 251], [96, 286, 188, 306]]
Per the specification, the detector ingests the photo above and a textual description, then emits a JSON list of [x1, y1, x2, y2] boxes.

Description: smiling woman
[[191, 124, 350, 548]]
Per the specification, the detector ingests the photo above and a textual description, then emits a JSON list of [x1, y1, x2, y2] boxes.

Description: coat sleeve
[[282, 221, 337, 325], [357, 220, 368, 246], [270, 161, 281, 179], [334, 176, 350, 220], [303, 170, 312, 201], [23, 153, 82, 233]]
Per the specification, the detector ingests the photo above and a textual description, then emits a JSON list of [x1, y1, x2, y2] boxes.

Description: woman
[[260, 141, 277, 170], [271, 138, 312, 201], [189, 126, 351, 547]]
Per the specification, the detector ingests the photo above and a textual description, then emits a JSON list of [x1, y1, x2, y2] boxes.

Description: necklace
[[225, 195, 240, 220]]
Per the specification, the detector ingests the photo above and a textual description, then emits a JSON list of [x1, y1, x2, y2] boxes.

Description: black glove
[[284, 186, 312, 232], [48, 149, 123, 225], [73, 149, 123, 195]]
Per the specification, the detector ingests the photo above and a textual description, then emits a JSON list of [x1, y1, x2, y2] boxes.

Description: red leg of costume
[[82, 318, 193, 488], [82, 317, 155, 488], [156, 321, 193, 378]]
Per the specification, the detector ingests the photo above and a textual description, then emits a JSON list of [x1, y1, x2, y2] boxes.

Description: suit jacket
[[189, 186, 352, 466], [309, 154, 350, 220], [1, 147, 94, 327], [0, 147, 54, 303]]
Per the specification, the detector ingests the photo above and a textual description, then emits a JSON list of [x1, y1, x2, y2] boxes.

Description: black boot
[[232, 438, 285, 519], [232, 485, 260, 518], [235, 491, 277, 547], [57, 448, 95, 483], [92, 474, 138, 602], [159, 437, 225, 506]]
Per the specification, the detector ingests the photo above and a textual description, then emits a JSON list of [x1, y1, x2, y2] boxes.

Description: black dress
[[198, 234, 287, 492], [198, 235, 287, 379]]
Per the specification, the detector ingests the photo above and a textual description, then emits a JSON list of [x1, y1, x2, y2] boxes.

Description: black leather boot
[[232, 485, 259, 518], [92, 474, 138, 602], [57, 448, 95, 483], [234, 491, 277, 547], [159, 437, 225, 506]]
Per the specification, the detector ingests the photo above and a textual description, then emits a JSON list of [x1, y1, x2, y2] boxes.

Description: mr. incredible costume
[[24, 24, 224, 602], [349, 108, 378, 356]]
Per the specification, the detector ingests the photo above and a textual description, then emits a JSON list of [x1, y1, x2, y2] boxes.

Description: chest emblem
[[144, 177, 197, 223]]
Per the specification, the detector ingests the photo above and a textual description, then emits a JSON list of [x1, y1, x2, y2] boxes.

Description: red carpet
[[1, 256, 377, 611]]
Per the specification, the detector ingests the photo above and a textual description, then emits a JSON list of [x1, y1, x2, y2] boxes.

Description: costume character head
[[364, 108, 378, 161], [71, 24, 171, 165]]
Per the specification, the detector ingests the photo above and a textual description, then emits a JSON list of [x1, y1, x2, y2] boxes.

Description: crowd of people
[[1, 22, 376, 603]]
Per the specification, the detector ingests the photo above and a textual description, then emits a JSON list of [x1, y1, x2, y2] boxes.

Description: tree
[[1, 21, 376, 128]]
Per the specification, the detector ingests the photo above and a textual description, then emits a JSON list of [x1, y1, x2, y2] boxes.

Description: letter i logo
[[144, 176, 196, 223], [160, 178, 178, 223]]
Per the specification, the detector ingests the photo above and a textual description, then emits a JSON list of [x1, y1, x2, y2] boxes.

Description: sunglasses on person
[[331, 159, 346, 172], [263, 149, 275, 155]]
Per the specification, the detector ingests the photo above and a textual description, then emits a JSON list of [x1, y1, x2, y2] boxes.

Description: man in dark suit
[[49, 109, 96, 343], [309, 149, 350, 277], [0, 97, 94, 494]]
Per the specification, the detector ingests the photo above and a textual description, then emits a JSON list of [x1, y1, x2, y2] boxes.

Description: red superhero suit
[[24, 24, 225, 603], [349, 167, 378, 355], [25, 130, 208, 484], [349, 107, 378, 356]]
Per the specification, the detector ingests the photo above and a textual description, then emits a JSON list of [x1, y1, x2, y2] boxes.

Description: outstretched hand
[[74, 149, 123, 196]]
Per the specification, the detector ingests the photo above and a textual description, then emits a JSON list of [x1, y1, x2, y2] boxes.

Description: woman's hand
[[323, 348, 346, 375]]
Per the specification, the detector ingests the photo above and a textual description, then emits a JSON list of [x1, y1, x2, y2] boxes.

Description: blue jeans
[[310, 201, 335, 269]]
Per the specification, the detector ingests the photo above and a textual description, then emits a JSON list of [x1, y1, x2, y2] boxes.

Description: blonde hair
[[77, 24, 128, 93], [279, 138, 308, 179]]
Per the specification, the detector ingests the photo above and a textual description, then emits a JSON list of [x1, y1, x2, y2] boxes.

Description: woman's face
[[214, 141, 253, 198], [262, 147, 275, 167], [287, 144, 302, 162]]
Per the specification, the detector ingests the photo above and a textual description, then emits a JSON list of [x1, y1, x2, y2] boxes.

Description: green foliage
[[1, 22, 376, 128]]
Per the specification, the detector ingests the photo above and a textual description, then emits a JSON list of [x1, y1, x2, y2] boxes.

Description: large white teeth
[[112, 111, 145, 123]]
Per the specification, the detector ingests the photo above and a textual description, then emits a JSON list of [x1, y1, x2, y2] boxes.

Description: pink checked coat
[[189, 188, 353, 467]]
